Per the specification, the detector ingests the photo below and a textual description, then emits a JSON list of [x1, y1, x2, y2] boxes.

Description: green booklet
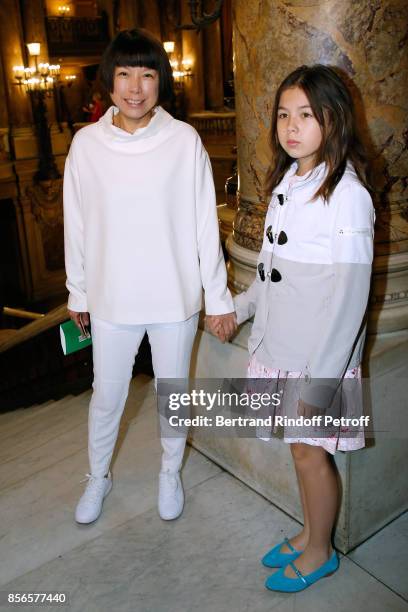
[[60, 319, 92, 355]]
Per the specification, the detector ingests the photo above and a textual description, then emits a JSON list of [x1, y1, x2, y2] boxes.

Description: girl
[[232, 65, 375, 592], [64, 28, 236, 525]]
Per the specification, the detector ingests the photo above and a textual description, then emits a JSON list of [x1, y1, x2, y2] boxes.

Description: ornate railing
[[0, 304, 67, 354], [46, 16, 110, 56], [188, 111, 236, 136], [0, 304, 153, 411]]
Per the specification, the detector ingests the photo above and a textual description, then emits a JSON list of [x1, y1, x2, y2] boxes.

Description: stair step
[[0, 393, 88, 438]]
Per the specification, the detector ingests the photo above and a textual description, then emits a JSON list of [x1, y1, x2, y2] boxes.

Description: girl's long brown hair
[[265, 65, 370, 202]]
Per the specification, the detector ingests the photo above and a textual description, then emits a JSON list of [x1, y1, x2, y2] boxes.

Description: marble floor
[[0, 375, 407, 612]]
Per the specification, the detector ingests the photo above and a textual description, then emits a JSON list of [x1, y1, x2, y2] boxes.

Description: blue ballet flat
[[265, 550, 339, 592], [261, 537, 302, 568]]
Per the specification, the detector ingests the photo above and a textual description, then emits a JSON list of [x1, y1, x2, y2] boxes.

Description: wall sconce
[[169, 62, 184, 81], [65, 75, 76, 86], [181, 58, 193, 77], [169, 59, 194, 82], [163, 40, 193, 82], [58, 4, 71, 15]]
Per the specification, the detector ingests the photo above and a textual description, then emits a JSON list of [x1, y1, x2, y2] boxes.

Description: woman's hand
[[206, 312, 237, 343], [68, 309, 90, 334]]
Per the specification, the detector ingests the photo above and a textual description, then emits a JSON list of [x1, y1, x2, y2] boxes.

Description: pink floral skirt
[[247, 353, 365, 455]]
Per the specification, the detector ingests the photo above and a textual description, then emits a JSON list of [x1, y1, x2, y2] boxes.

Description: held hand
[[206, 312, 237, 343], [206, 316, 226, 342], [68, 309, 90, 334]]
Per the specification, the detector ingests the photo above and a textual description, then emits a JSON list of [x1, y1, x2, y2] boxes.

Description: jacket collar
[[99, 105, 173, 141], [274, 161, 357, 194]]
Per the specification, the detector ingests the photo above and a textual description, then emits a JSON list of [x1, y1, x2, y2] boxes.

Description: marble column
[[0, 55, 9, 130], [20, 0, 49, 58], [20, 0, 56, 125], [0, 0, 32, 127], [0, 54, 13, 181], [116, 0, 141, 30], [139, 1, 162, 40], [203, 20, 225, 110], [228, 0, 408, 335], [181, 0, 205, 113]]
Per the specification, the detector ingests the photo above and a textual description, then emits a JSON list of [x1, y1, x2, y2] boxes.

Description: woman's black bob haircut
[[99, 28, 174, 104]]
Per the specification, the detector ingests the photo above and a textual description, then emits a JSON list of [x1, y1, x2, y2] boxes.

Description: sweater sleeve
[[300, 181, 375, 403], [63, 145, 88, 312], [195, 137, 234, 315]]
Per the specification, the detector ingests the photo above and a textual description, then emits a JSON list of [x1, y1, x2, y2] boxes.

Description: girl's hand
[[68, 309, 90, 333], [206, 312, 237, 343], [210, 320, 227, 342], [205, 315, 222, 340]]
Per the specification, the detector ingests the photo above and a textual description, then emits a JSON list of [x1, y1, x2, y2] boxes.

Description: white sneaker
[[158, 471, 184, 520], [75, 473, 112, 524]]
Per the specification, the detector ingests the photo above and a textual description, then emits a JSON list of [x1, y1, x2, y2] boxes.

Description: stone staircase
[[0, 376, 406, 611]]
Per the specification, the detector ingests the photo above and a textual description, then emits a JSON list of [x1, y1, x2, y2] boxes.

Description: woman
[[64, 28, 236, 524]]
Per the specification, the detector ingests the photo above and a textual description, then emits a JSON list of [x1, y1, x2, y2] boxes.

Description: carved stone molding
[[15, 176, 65, 300], [27, 180, 64, 272], [27, 180, 63, 228], [232, 193, 267, 252]]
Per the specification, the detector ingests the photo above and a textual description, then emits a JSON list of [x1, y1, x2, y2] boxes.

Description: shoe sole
[[75, 480, 113, 525], [158, 503, 184, 521], [265, 567, 339, 592], [159, 513, 183, 521]]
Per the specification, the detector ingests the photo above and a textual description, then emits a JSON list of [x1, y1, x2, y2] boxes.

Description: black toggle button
[[270, 268, 282, 282], [266, 228, 288, 245], [278, 194, 285, 206], [258, 262, 265, 281]]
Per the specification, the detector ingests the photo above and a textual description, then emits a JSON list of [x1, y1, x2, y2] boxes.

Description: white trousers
[[88, 313, 199, 477]]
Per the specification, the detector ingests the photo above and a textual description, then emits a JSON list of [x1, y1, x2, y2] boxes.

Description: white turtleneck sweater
[[63, 106, 233, 324]]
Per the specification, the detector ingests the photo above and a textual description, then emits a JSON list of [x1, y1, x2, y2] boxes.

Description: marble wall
[[233, 0, 407, 207], [231, 0, 408, 333]]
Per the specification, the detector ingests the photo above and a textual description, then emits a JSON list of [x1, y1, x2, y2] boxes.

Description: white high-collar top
[[63, 106, 233, 324]]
